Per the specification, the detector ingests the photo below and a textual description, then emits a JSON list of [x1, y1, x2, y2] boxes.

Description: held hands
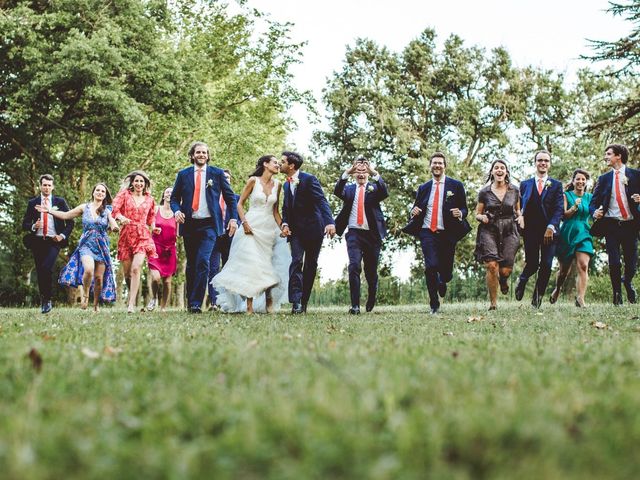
[[516, 215, 525, 230], [593, 206, 604, 220], [543, 227, 554, 245], [476, 214, 489, 224], [174, 211, 185, 224], [325, 224, 336, 238], [280, 224, 291, 237]]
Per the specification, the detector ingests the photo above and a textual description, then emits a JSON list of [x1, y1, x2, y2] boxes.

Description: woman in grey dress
[[474, 160, 521, 310]]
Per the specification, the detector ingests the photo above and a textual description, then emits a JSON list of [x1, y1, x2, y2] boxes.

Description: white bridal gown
[[211, 178, 290, 312]]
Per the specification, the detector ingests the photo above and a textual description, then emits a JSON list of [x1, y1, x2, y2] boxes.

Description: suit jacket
[[402, 176, 471, 242], [334, 176, 388, 241], [170, 165, 239, 236], [282, 171, 334, 241], [22, 195, 74, 249], [589, 167, 640, 237], [519, 177, 564, 233]]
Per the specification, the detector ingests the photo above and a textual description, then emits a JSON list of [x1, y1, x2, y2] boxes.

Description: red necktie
[[615, 170, 629, 219], [537, 178, 543, 195], [219, 194, 226, 219], [192, 169, 202, 212], [356, 185, 365, 226], [42, 197, 49, 236], [430, 181, 440, 232]]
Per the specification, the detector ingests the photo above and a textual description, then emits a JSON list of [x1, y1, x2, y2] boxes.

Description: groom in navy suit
[[403, 152, 471, 314], [514, 150, 564, 308], [334, 156, 388, 314], [280, 151, 335, 314], [170, 142, 238, 313], [22, 174, 74, 313], [589, 143, 640, 305]]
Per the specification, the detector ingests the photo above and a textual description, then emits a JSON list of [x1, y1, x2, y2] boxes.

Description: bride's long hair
[[248, 155, 277, 178]]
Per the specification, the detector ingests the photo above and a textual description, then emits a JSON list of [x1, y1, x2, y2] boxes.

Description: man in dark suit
[[207, 169, 240, 309], [402, 152, 471, 314], [170, 142, 238, 313], [589, 143, 640, 305], [280, 151, 335, 314], [514, 150, 564, 308], [334, 156, 388, 314], [22, 174, 74, 313]]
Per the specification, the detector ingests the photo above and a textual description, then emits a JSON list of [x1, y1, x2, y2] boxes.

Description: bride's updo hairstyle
[[248, 155, 277, 178]]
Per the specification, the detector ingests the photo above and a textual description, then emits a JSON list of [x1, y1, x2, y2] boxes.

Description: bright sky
[[245, 0, 629, 282]]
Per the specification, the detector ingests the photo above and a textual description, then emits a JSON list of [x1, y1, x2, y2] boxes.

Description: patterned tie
[[537, 178, 543, 195], [192, 169, 202, 212], [615, 170, 629, 219], [42, 196, 49, 236], [219, 194, 226, 220], [356, 185, 365, 226], [430, 181, 440, 232]]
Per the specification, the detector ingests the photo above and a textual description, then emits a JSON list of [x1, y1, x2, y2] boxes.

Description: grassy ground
[[1, 302, 639, 479]]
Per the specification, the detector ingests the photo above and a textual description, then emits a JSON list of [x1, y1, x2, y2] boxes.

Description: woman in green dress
[[550, 169, 593, 307]]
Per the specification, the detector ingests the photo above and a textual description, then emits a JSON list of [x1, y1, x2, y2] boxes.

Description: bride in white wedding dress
[[211, 155, 290, 313]]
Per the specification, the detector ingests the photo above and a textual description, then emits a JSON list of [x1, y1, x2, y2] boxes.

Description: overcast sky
[[244, 0, 629, 281]]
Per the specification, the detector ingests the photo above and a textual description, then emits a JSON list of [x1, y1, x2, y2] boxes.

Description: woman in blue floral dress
[[39, 183, 119, 311]]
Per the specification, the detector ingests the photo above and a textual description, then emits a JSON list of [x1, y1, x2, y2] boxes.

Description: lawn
[[1, 302, 639, 479]]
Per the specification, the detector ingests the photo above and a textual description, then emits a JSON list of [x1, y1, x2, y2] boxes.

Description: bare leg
[[485, 261, 499, 309], [575, 252, 590, 307], [265, 288, 273, 313], [161, 276, 172, 311], [80, 255, 95, 309], [246, 297, 254, 314], [148, 268, 161, 310], [93, 262, 105, 312], [550, 261, 572, 304], [127, 253, 146, 313]]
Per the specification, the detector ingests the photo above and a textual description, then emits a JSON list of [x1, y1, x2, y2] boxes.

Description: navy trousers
[[289, 235, 323, 306], [419, 228, 455, 309], [603, 219, 638, 293], [31, 238, 60, 303], [345, 229, 381, 308], [183, 220, 217, 309], [519, 227, 557, 297], [207, 233, 232, 305]]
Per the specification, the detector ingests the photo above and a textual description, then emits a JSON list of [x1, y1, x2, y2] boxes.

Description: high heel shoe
[[575, 296, 585, 308], [488, 305, 497, 311], [127, 305, 135, 314]]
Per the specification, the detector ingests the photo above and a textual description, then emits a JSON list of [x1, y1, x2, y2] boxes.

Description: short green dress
[[556, 190, 594, 263]]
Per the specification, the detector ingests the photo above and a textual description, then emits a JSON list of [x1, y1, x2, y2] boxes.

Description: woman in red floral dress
[[112, 171, 157, 313]]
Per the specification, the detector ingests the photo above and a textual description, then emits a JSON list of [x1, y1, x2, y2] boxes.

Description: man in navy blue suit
[[334, 156, 388, 314], [402, 152, 472, 314], [514, 150, 564, 308], [207, 169, 240, 310], [280, 151, 335, 314], [170, 142, 238, 313], [589, 143, 640, 305], [22, 174, 74, 313]]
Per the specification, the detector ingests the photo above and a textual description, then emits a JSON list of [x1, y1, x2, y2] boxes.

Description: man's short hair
[[282, 151, 304, 170], [605, 143, 629, 164], [430, 152, 446, 167], [188, 141, 210, 164], [534, 150, 552, 162], [39, 174, 54, 185]]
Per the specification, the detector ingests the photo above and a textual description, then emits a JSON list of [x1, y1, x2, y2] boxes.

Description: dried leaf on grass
[[28, 348, 42, 372], [40, 333, 55, 341], [592, 321, 608, 330], [467, 316, 484, 323], [81, 347, 100, 359], [103, 346, 123, 356]]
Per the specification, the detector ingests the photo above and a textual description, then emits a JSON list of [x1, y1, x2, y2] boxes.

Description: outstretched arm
[[36, 203, 84, 220]]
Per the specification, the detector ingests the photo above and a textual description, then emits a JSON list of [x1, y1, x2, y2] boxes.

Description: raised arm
[[36, 202, 84, 220]]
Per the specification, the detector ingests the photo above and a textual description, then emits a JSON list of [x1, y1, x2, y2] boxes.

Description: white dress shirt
[[348, 183, 370, 231], [35, 194, 57, 238], [422, 176, 445, 231], [606, 165, 634, 220], [192, 166, 211, 219], [288, 170, 300, 196]]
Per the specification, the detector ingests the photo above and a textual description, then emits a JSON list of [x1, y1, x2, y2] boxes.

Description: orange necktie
[[430, 181, 440, 232], [42, 197, 49, 236], [192, 169, 202, 212], [615, 170, 629, 219], [537, 178, 543, 195], [356, 185, 365, 225]]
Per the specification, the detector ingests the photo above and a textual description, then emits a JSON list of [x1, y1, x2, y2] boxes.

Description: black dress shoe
[[613, 291, 623, 306], [348, 306, 360, 315], [624, 282, 637, 304], [429, 306, 440, 314], [499, 276, 509, 295], [438, 281, 447, 298], [188, 306, 202, 314], [41, 301, 52, 314], [531, 289, 542, 309], [291, 303, 304, 314], [515, 277, 526, 301], [365, 298, 375, 312]]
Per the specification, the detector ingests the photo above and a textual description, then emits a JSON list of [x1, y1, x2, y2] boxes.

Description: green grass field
[[1, 302, 639, 479]]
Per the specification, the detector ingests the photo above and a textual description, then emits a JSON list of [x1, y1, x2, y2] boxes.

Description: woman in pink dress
[[112, 171, 157, 313], [147, 187, 178, 312]]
